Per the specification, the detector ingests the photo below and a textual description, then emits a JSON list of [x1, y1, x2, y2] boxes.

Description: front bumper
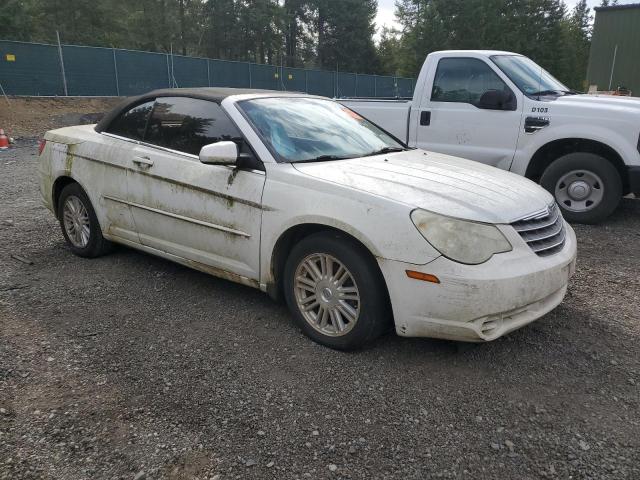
[[378, 221, 577, 342]]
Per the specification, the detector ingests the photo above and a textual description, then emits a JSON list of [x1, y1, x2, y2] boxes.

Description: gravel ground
[[1, 137, 639, 480]]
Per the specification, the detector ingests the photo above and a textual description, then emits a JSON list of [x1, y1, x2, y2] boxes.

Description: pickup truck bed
[[341, 99, 411, 143]]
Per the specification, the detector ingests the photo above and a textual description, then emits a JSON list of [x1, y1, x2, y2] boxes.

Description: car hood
[[552, 94, 640, 115], [293, 150, 554, 224]]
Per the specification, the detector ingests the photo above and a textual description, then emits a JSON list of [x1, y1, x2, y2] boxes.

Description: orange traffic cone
[[0, 129, 9, 149]]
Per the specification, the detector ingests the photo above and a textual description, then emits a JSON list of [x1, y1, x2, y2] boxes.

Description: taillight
[[38, 139, 46, 155]]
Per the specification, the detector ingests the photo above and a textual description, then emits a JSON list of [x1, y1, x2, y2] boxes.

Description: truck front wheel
[[540, 152, 622, 224]]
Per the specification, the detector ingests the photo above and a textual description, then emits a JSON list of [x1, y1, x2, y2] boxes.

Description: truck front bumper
[[378, 222, 577, 342]]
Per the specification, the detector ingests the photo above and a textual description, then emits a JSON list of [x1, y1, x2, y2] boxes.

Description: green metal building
[[587, 3, 640, 96]]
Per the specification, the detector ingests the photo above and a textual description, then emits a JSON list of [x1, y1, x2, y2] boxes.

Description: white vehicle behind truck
[[341, 50, 640, 224]]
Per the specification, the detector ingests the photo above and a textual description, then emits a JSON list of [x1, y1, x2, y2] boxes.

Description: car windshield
[[491, 55, 571, 96], [237, 97, 405, 163]]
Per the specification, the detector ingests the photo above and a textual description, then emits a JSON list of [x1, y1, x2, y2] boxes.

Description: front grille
[[511, 203, 566, 257]]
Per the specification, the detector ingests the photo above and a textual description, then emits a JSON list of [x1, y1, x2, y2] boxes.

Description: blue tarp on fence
[[0, 40, 415, 99]]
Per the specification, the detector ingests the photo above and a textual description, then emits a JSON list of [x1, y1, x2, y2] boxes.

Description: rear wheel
[[283, 232, 390, 350], [57, 183, 112, 258], [540, 152, 622, 224]]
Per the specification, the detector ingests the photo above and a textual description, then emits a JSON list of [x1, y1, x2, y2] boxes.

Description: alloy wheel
[[293, 253, 361, 337], [62, 195, 91, 248]]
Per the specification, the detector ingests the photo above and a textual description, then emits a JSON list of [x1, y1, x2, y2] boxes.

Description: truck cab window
[[431, 58, 513, 109]]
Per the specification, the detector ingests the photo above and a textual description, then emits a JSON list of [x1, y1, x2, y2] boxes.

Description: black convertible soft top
[[94, 87, 281, 133]]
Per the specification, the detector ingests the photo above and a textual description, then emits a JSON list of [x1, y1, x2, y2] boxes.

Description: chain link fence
[[0, 40, 416, 99]]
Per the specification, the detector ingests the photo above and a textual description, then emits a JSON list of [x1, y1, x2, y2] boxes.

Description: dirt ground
[[0, 101, 639, 479], [0, 97, 122, 139]]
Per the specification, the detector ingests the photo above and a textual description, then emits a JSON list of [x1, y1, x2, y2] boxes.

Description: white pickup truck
[[341, 50, 640, 224]]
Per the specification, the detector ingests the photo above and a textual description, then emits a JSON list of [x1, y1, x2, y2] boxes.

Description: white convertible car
[[39, 88, 577, 350]]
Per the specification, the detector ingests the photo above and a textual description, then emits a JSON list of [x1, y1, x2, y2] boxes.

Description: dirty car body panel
[[39, 88, 577, 346]]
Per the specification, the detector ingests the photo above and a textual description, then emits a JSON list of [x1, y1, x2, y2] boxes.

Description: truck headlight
[[411, 209, 512, 265]]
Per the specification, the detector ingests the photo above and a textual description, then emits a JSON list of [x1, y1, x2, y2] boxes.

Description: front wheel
[[283, 232, 390, 350], [540, 152, 622, 224]]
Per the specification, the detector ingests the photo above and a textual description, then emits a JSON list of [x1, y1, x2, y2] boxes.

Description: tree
[[2, 0, 597, 86], [25, 0, 129, 47], [0, 0, 34, 41], [563, 0, 592, 90], [376, 27, 402, 75], [395, 0, 450, 76], [313, 0, 379, 72], [392, 0, 588, 87], [237, 0, 282, 64], [283, 0, 311, 67], [203, 0, 240, 59]]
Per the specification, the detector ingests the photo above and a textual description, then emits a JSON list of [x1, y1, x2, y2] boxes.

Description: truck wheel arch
[[526, 138, 629, 194]]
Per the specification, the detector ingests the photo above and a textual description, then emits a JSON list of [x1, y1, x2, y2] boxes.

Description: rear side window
[[145, 97, 243, 155], [431, 58, 510, 106], [105, 101, 154, 141]]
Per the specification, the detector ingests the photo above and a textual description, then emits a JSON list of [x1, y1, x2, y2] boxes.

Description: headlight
[[411, 209, 512, 265]]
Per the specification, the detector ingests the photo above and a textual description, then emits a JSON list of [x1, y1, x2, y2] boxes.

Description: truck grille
[[511, 203, 566, 257]]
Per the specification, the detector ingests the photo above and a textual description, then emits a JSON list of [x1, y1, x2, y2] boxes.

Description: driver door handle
[[132, 156, 154, 168]]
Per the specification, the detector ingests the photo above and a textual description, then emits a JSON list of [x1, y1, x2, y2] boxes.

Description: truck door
[[415, 57, 522, 170]]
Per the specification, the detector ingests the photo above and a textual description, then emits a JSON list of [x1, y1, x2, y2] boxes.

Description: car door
[[97, 99, 156, 243], [126, 96, 266, 282], [415, 57, 523, 170]]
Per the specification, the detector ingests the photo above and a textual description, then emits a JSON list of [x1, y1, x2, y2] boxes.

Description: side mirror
[[199, 141, 238, 165], [478, 89, 515, 111]]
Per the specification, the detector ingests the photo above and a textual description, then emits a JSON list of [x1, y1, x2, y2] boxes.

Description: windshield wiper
[[294, 154, 355, 163], [362, 146, 407, 157], [531, 89, 576, 97], [294, 147, 406, 163]]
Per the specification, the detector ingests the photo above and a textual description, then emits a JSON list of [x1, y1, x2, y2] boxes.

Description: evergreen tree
[[203, 0, 240, 59], [0, 0, 34, 41], [393, 0, 590, 87], [283, 0, 312, 67], [313, 0, 379, 72], [376, 27, 402, 76], [237, 0, 281, 63], [0, 0, 598, 84], [564, 0, 592, 90]]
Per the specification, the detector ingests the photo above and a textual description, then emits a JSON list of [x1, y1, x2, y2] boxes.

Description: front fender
[[512, 123, 639, 176], [270, 214, 383, 259], [259, 165, 442, 288]]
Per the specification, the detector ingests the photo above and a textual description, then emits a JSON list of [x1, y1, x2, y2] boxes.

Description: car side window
[[105, 100, 154, 141], [431, 58, 512, 108], [145, 97, 243, 156]]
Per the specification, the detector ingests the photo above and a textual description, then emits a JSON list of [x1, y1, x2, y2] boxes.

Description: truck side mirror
[[477, 90, 515, 111]]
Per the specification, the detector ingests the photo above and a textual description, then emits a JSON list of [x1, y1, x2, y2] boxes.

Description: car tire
[[540, 152, 622, 224], [283, 231, 391, 351], [57, 182, 112, 258]]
